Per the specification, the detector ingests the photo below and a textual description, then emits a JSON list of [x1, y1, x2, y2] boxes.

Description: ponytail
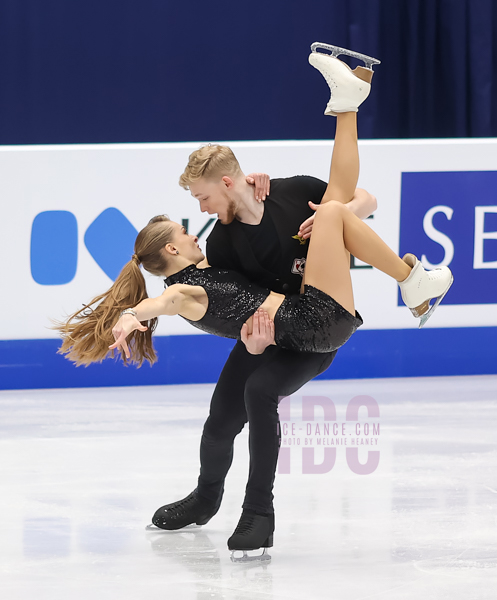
[[54, 258, 158, 367], [55, 215, 177, 367]]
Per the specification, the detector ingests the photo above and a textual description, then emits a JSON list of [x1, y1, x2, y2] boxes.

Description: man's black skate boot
[[227, 509, 274, 562], [151, 488, 220, 530]]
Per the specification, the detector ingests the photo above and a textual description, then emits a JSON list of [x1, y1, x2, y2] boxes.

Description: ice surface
[[0, 375, 496, 599]]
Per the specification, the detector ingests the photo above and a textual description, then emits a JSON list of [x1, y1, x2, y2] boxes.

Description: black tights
[[197, 341, 336, 514]]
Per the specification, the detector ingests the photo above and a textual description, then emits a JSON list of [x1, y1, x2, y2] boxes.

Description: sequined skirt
[[274, 285, 363, 353]]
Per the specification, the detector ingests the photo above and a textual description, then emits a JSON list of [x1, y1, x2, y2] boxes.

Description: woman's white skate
[[310, 42, 381, 70], [398, 254, 454, 328], [309, 42, 381, 116]]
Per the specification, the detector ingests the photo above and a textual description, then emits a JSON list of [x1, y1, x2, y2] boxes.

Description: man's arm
[[343, 188, 377, 219]]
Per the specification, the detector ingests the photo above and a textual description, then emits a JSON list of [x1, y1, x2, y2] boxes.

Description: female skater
[[57, 55, 452, 363], [56, 45, 453, 560]]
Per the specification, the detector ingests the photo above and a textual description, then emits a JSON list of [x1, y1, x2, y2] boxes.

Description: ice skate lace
[[233, 512, 257, 535], [166, 492, 197, 516]]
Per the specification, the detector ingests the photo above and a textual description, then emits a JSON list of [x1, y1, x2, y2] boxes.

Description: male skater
[[151, 52, 377, 559]]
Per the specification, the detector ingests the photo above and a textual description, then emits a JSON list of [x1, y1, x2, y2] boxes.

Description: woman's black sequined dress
[[165, 264, 362, 353]]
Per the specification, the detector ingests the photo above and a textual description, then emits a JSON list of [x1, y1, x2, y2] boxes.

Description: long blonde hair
[[55, 215, 175, 367]]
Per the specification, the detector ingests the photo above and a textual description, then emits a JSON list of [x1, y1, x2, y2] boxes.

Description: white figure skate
[[309, 42, 380, 116], [398, 254, 454, 328]]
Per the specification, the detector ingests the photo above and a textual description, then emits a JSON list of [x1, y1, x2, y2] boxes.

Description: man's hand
[[109, 314, 148, 359], [246, 173, 270, 203], [240, 309, 275, 354], [298, 201, 319, 240], [298, 188, 378, 239]]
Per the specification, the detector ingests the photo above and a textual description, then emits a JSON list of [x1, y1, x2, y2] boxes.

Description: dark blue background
[[1, 0, 496, 145]]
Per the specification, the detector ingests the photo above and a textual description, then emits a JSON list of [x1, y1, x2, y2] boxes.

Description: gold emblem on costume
[[292, 234, 308, 245]]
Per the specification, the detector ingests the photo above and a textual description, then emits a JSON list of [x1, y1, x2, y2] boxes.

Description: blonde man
[[151, 75, 377, 558]]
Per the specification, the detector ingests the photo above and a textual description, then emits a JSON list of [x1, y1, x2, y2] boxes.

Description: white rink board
[[1, 139, 496, 341]]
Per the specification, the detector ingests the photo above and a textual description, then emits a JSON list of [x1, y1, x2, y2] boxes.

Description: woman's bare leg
[[303, 49, 452, 324], [303, 112, 411, 315], [304, 203, 412, 315], [323, 112, 360, 204]]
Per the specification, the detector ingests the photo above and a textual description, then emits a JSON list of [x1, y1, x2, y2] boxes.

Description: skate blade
[[311, 42, 381, 69], [145, 523, 202, 531], [415, 275, 454, 329], [230, 548, 272, 563]]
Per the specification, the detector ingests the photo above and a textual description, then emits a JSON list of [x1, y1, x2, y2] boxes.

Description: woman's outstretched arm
[[109, 284, 187, 359]]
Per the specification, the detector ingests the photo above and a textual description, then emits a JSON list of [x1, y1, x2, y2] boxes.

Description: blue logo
[[31, 211, 79, 285], [84, 208, 138, 281], [30, 208, 137, 286], [31, 210, 215, 286], [399, 171, 497, 305]]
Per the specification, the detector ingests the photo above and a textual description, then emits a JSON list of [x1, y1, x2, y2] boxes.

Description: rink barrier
[[1, 327, 496, 390]]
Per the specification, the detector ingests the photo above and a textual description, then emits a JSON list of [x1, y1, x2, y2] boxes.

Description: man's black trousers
[[197, 340, 337, 514]]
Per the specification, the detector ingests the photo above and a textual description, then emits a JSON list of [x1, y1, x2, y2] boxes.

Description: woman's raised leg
[[304, 45, 453, 324], [322, 112, 360, 205], [304, 200, 412, 315], [303, 108, 411, 315], [304, 111, 448, 320]]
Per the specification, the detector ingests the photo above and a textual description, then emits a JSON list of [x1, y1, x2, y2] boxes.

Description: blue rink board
[[1, 327, 496, 390]]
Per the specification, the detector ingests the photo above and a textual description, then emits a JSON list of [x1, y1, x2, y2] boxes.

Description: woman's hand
[[240, 309, 275, 354], [109, 314, 148, 359], [246, 173, 270, 203]]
